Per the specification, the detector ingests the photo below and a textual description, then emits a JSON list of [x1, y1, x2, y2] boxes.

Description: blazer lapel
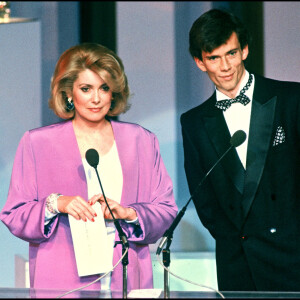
[[241, 79, 277, 220], [110, 120, 139, 207]]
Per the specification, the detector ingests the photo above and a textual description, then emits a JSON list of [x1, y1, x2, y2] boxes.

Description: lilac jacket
[[0, 120, 177, 291]]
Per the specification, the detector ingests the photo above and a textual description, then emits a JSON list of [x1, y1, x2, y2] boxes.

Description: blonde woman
[[0, 43, 177, 292]]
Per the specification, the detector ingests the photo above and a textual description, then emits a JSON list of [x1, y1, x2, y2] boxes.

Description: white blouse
[[82, 141, 123, 289]]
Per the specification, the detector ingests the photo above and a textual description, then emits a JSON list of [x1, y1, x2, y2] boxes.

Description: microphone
[[156, 130, 246, 255], [85, 148, 129, 248], [230, 130, 246, 148]]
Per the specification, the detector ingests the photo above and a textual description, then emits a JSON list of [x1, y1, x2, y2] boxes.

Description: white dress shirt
[[216, 71, 255, 169]]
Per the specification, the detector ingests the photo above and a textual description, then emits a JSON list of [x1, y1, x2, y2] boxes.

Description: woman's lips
[[89, 108, 101, 112]]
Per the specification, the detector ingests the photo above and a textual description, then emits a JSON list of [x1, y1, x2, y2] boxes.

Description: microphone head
[[230, 130, 247, 148], [85, 148, 99, 168]]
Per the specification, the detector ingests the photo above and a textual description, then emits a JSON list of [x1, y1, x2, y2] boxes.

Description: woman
[[0, 43, 177, 292]]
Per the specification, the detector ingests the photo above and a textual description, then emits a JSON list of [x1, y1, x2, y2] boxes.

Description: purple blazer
[[0, 120, 177, 291]]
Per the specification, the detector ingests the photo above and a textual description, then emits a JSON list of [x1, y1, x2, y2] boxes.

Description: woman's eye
[[101, 84, 110, 92], [81, 87, 89, 92]]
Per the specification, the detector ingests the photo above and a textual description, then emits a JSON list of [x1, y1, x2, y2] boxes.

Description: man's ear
[[242, 44, 249, 61], [194, 57, 207, 72]]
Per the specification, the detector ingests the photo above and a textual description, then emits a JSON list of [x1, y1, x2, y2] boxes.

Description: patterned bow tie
[[215, 74, 253, 111]]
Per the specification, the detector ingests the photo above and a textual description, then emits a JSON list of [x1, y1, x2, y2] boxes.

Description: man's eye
[[229, 51, 237, 56], [207, 56, 219, 61]]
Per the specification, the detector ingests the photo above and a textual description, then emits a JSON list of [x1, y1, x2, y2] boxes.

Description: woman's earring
[[109, 100, 115, 111], [66, 97, 74, 111], [109, 96, 115, 111]]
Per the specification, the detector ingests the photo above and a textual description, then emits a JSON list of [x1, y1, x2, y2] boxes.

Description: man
[[181, 8, 300, 291]]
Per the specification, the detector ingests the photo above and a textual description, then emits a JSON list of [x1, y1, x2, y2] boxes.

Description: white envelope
[[68, 202, 113, 277]]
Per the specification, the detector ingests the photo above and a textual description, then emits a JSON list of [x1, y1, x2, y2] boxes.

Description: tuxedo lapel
[[203, 97, 245, 195], [241, 79, 277, 220]]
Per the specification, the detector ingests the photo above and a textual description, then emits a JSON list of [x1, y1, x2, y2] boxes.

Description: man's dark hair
[[189, 9, 251, 61]]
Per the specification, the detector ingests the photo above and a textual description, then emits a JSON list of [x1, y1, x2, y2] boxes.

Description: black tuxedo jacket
[[180, 74, 300, 291]]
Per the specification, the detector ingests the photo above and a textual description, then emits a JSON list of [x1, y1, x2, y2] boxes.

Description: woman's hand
[[57, 195, 98, 222], [88, 194, 137, 221]]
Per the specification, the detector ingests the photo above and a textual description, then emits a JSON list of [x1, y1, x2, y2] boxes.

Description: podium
[[1, 288, 300, 298]]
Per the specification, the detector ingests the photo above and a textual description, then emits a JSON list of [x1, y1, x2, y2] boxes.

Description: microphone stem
[[94, 168, 115, 221], [94, 167, 129, 247], [190, 145, 233, 201], [179, 145, 234, 224], [157, 145, 234, 255]]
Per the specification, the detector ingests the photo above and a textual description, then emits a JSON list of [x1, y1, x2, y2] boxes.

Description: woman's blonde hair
[[49, 43, 130, 119]]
